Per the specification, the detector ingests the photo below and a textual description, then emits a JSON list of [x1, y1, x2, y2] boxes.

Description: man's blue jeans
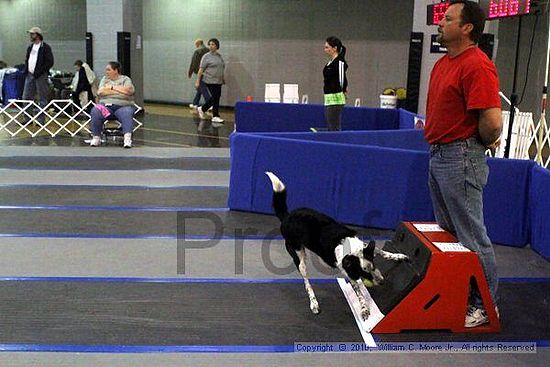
[[90, 104, 136, 136], [428, 137, 498, 308]]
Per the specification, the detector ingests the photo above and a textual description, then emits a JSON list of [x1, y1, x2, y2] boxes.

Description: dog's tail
[[265, 171, 288, 222]]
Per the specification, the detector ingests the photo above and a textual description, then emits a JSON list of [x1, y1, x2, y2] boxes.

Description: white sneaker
[[465, 305, 498, 328], [212, 116, 224, 128], [197, 106, 206, 119], [123, 133, 132, 148], [465, 305, 487, 327], [189, 104, 197, 109], [90, 136, 101, 147]]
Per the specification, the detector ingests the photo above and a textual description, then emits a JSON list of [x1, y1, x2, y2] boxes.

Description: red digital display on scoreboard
[[429, 2, 449, 25], [482, 0, 532, 19], [427, 1, 533, 25]]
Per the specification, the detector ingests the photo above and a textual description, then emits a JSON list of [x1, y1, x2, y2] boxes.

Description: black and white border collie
[[266, 172, 408, 320]]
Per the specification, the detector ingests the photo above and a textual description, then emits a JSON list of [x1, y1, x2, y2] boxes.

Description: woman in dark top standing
[[323, 36, 348, 131]]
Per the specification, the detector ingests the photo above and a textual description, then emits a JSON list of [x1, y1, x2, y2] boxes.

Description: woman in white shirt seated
[[89, 61, 135, 148]]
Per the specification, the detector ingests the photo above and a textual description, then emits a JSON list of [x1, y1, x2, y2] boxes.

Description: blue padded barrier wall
[[228, 131, 435, 229], [234, 102, 418, 132], [235, 102, 324, 132], [529, 165, 550, 261], [228, 130, 534, 247], [253, 130, 430, 151], [484, 158, 534, 247]]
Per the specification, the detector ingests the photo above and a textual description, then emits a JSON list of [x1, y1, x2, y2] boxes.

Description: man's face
[[208, 41, 218, 52], [437, 3, 467, 46], [29, 32, 39, 42]]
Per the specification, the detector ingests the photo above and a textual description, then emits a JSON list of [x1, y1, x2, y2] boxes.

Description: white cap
[[27, 26, 43, 35]]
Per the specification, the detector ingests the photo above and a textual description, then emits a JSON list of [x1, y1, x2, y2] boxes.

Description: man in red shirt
[[425, 0, 502, 328]]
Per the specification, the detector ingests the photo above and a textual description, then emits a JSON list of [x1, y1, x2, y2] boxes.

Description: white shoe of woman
[[123, 133, 132, 148], [90, 136, 101, 147]]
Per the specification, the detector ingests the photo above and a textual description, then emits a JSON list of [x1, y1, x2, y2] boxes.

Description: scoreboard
[[427, 0, 533, 25]]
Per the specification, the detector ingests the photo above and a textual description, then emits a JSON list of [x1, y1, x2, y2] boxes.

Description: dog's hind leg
[[286, 242, 320, 314], [297, 248, 320, 314]]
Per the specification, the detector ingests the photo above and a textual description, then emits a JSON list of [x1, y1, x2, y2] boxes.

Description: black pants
[[201, 83, 222, 117], [325, 104, 344, 131], [73, 85, 94, 108]]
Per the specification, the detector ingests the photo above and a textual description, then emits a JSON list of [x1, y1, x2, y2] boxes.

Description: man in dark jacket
[[187, 39, 209, 109], [23, 26, 54, 123]]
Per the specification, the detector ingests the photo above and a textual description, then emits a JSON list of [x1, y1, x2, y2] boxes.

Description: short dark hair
[[107, 61, 121, 73], [74, 60, 83, 67], [208, 38, 220, 49], [450, 0, 486, 43]]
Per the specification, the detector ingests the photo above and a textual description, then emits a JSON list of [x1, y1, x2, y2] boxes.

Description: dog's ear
[[363, 240, 375, 261], [342, 255, 362, 280]]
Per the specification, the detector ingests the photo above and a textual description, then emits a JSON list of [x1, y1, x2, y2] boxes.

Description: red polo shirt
[[425, 47, 501, 145]]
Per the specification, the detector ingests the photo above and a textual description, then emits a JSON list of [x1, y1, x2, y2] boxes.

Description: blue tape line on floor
[[0, 342, 548, 353], [0, 276, 336, 284], [2, 167, 230, 171], [0, 233, 285, 240], [370, 338, 550, 348], [0, 205, 230, 212], [499, 277, 550, 283], [0, 233, 389, 241], [0, 184, 228, 190], [0, 276, 548, 284], [0, 344, 294, 353], [0, 276, 550, 284]]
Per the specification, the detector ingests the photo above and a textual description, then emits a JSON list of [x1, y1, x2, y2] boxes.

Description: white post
[[535, 9, 550, 166]]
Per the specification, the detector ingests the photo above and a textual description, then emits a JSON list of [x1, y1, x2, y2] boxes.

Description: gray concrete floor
[[0, 350, 547, 367]]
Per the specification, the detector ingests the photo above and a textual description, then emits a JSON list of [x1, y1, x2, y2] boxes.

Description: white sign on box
[[413, 223, 445, 232], [433, 242, 470, 252]]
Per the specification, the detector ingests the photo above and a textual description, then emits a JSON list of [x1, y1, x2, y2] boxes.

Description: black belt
[[431, 136, 481, 149]]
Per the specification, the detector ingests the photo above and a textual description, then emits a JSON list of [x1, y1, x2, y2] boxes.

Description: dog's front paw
[[310, 299, 320, 314], [360, 307, 370, 321]]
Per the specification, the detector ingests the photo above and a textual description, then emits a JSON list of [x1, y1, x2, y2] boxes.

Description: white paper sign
[[337, 278, 381, 346], [433, 242, 471, 252], [413, 223, 445, 232]]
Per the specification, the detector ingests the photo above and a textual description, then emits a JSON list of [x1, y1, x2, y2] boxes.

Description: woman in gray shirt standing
[[196, 38, 225, 124]]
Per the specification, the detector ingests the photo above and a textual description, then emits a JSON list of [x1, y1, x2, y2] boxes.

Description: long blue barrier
[[235, 102, 420, 132], [228, 131, 434, 229], [529, 165, 550, 261], [484, 158, 534, 247], [228, 130, 534, 247], [252, 130, 429, 150]]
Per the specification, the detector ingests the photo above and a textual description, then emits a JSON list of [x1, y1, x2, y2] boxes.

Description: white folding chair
[[264, 83, 281, 103], [283, 84, 299, 104]]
